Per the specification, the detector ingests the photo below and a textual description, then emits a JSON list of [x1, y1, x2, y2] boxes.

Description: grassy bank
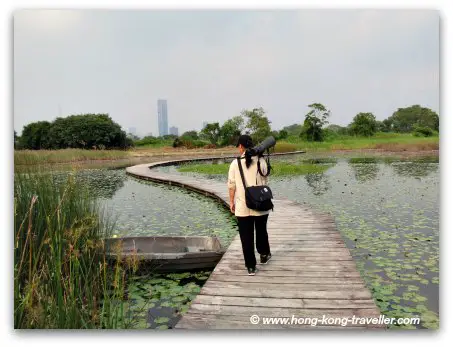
[[178, 161, 333, 176], [14, 133, 438, 168], [14, 169, 137, 328], [282, 133, 439, 152]]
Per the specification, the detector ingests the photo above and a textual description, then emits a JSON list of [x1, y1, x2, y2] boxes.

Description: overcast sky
[[14, 9, 439, 136]]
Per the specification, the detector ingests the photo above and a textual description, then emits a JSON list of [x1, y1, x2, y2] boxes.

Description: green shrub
[[173, 137, 208, 149], [413, 126, 434, 137]]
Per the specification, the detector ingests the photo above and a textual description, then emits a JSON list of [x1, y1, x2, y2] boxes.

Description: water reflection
[[305, 172, 331, 195], [350, 164, 380, 183], [53, 169, 126, 199], [390, 162, 438, 178]]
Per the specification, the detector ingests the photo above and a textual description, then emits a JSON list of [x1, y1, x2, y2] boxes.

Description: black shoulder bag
[[237, 157, 274, 212]]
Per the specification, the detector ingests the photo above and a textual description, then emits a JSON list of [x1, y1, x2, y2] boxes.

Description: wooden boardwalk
[[126, 154, 384, 330]]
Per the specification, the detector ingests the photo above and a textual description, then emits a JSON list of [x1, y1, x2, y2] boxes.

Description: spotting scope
[[246, 136, 276, 157]]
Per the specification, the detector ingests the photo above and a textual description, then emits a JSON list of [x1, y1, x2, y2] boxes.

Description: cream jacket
[[227, 155, 270, 217]]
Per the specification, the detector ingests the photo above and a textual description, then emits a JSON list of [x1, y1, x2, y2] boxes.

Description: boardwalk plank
[[126, 157, 383, 330]]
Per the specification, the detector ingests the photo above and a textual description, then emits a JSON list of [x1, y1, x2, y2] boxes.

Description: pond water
[[164, 155, 439, 329], [65, 154, 439, 329], [62, 168, 237, 329]]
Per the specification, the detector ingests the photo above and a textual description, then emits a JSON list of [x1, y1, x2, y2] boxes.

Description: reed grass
[[14, 169, 137, 329]]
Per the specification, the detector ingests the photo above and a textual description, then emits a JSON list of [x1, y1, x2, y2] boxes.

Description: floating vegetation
[[268, 157, 439, 329], [300, 158, 338, 164], [124, 271, 210, 329], [169, 155, 439, 329]]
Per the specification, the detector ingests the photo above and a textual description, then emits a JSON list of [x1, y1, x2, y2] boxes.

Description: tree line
[[182, 103, 439, 147], [15, 114, 133, 150], [15, 104, 439, 150]]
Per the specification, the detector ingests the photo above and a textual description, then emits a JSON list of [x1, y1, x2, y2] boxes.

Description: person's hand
[[230, 203, 235, 214]]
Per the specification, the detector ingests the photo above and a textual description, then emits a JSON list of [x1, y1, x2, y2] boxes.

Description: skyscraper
[[169, 126, 179, 136], [157, 99, 168, 136]]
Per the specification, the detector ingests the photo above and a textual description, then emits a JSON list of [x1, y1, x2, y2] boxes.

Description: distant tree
[[349, 112, 378, 137], [325, 124, 344, 133], [382, 118, 393, 132], [375, 121, 385, 133], [282, 124, 303, 136], [270, 130, 280, 140], [49, 114, 129, 149], [242, 107, 272, 143], [301, 103, 330, 142], [162, 134, 178, 140], [181, 130, 199, 140], [386, 105, 439, 133], [200, 122, 221, 145], [18, 121, 52, 150], [219, 116, 244, 146], [278, 129, 289, 140], [127, 133, 140, 141]]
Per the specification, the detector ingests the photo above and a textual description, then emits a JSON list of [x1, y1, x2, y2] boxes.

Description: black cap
[[236, 134, 253, 148]]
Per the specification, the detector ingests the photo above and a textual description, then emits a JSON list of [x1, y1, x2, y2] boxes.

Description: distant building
[[128, 127, 137, 135], [169, 126, 179, 136], [157, 99, 168, 136], [202, 121, 208, 130]]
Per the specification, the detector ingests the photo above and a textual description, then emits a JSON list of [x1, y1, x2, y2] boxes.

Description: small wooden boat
[[104, 236, 225, 272]]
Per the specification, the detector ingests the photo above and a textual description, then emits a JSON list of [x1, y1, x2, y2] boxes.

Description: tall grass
[[14, 169, 137, 328], [15, 149, 132, 166]]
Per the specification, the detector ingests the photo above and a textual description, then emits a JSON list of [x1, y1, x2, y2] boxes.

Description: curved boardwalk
[[126, 153, 384, 330]]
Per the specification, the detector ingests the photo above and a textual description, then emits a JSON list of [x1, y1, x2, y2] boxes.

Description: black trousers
[[236, 214, 271, 269]]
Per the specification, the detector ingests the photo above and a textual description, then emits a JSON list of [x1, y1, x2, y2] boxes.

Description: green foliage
[[178, 162, 331, 176], [349, 112, 378, 137], [376, 121, 387, 133], [325, 124, 347, 134], [14, 170, 134, 328], [413, 126, 435, 137], [301, 103, 331, 142], [385, 105, 439, 133], [278, 129, 288, 139], [241, 107, 272, 143], [18, 114, 131, 150], [219, 116, 244, 146], [172, 136, 208, 149], [134, 135, 175, 148], [18, 121, 52, 150], [127, 133, 140, 141], [181, 130, 199, 140], [282, 123, 303, 136], [200, 122, 221, 145]]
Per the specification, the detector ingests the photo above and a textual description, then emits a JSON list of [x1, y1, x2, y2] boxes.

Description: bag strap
[[237, 157, 248, 189]]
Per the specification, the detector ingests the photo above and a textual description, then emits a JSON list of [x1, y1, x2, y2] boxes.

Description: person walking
[[227, 134, 272, 276]]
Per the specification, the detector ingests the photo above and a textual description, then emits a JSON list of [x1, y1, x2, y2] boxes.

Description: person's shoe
[[260, 253, 272, 264], [247, 267, 257, 276]]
